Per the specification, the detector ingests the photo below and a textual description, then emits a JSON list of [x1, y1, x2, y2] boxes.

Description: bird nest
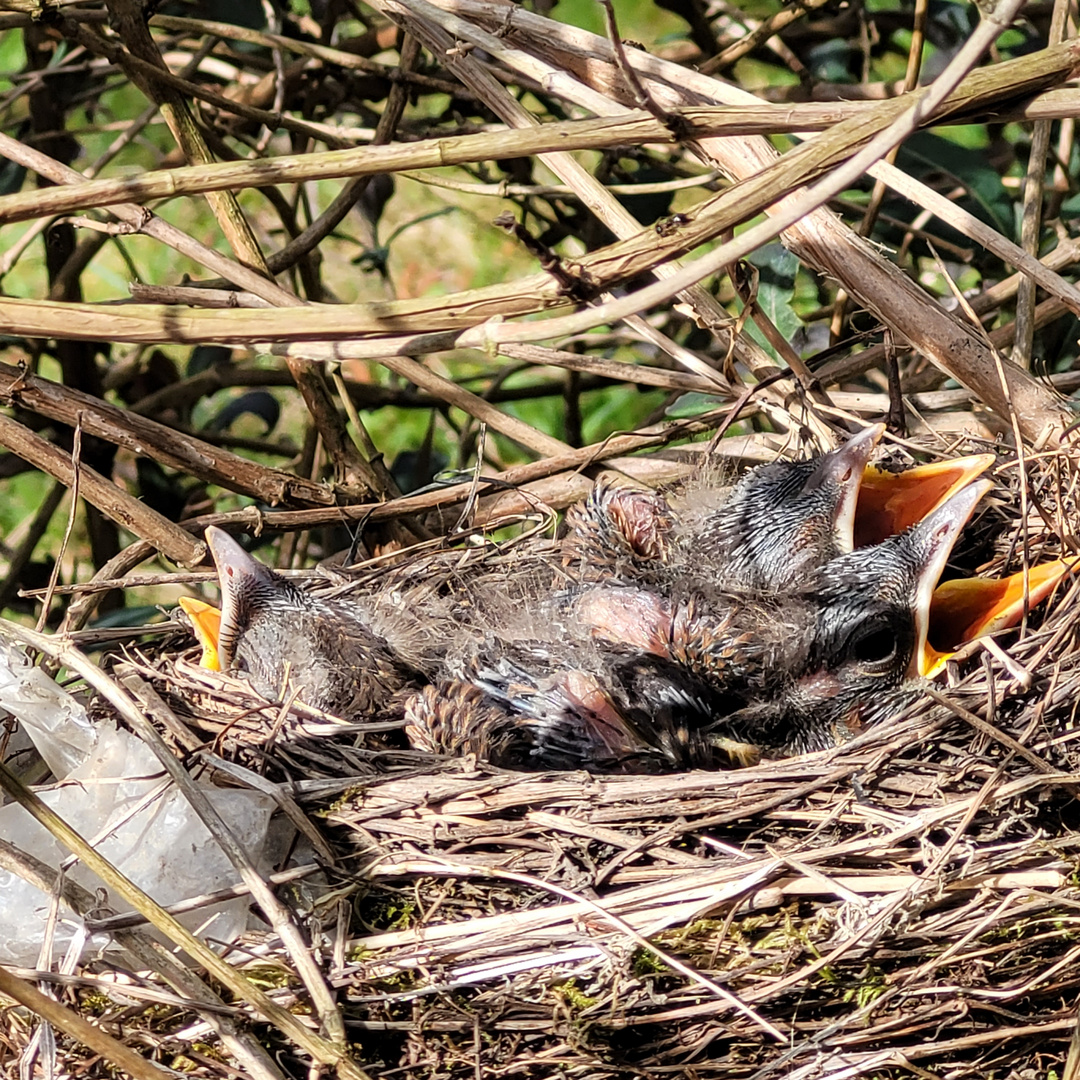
[[25, 440, 1076, 1080]]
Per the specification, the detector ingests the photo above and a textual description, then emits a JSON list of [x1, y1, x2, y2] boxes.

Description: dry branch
[[0, 359, 332, 507], [435, 0, 1077, 443], [0, 413, 205, 565]]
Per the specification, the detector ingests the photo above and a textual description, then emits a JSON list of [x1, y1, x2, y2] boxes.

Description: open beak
[[810, 423, 885, 555], [904, 479, 995, 679], [203, 526, 277, 670], [855, 454, 996, 549], [812, 428, 993, 556], [178, 596, 222, 671], [921, 558, 1075, 677]]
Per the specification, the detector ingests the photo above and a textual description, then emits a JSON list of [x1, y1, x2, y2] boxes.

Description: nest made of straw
[[27, 439, 1080, 1080], [2, 0, 1080, 1077]]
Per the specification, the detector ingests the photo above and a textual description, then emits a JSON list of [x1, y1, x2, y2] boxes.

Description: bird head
[[822, 481, 1073, 683], [691, 425, 993, 589], [202, 525, 290, 674], [808, 478, 995, 689], [185, 526, 420, 717], [192, 525, 334, 705], [181, 528, 332, 679], [716, 479, 995, 753], [696, 423, 885, 588]]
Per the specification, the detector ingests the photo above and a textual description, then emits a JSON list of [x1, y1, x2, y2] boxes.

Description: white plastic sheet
[[0, 640, 273, 964]]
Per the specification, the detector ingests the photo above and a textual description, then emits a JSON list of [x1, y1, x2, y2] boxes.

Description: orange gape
[[854, 455, 995, 548], [920, 559, 1075, 677], [178, 596, 223, 671]]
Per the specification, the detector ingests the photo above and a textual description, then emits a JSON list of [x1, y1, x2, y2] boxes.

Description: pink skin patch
[[793, 670, 843, 699], [555, 669, 639, 757], [572, 587, 673, 656], [607, 489, 670, 559]]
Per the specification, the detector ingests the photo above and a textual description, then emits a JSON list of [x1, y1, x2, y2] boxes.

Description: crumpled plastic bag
[[0, 638, 274, 965], [0, 641, 97, 779]]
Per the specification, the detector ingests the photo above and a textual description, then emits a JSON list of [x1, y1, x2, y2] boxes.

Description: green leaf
[[897, 131, 1015, 240], [665, 391, 720, 418], [745, 242, 800, 363]]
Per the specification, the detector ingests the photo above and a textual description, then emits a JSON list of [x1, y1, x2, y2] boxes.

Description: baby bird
[[562, 425, 994, 592], [409, 480, 995, 770], [197, 526, 423, 717], [696, 477, 998, 755], [406, 664, 671, 773], [675, 423, 887, 590]]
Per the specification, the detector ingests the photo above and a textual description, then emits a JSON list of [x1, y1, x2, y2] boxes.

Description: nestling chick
[[685, 478, 998, 756], [406, 664, 670, 772], [563, 424, 994, 593], [552, 479, 996, 761], [202, 526, 423, 717]]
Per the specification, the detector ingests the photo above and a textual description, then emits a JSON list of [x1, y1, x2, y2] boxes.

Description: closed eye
[[850, 624, 897, 666]]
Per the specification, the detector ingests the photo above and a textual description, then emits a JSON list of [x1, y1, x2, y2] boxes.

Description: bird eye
[[851, 625, 897, 666]]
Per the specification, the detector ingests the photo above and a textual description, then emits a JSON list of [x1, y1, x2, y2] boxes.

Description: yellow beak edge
[[178, 596, 223, 672]]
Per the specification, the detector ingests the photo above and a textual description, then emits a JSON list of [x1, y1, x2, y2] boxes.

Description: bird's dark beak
[[204, 526, 277, 670], [922, 558, 1074, 678], [178, 596, 222, 671], [905, 479, 995, 678], [855, 453, 996, 549]]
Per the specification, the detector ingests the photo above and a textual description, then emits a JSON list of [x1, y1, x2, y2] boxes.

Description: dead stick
[[0, 360, 332, 507], [0, 414, 205, 566]]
